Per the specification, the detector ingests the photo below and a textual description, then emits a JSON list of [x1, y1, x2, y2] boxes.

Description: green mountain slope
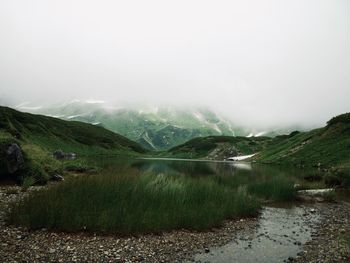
[[165, 113, 350, 168], [0, 106, 146, 155], [17, 101, 250, 150], [0, 106, 146, 184], [165, 135, 278, 160], [255, 113, 350, 169]]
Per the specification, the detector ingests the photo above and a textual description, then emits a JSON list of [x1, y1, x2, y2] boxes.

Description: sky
[[0, 0, 349, 128]]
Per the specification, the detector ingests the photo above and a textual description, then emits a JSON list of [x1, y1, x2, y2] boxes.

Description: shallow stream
[[193, 205, 320, 263]]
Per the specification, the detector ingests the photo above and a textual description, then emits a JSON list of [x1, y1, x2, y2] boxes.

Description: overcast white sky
[[0, 0, 349, 128]]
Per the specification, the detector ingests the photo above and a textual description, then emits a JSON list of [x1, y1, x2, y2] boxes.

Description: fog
[[0, 0, 349, 129]]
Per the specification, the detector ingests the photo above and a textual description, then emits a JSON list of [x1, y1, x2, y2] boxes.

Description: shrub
[[322, 191, 336, 202], [21, 177, 36, 191], [21, 144, 62, 184], [303, 172, 322, 182], [325, 169, 350, 187], [22, 161, 50, 185], [324, 174, 342, 187], [248, 176, 296, 201]]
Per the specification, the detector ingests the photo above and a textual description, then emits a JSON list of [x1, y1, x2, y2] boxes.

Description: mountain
[[16, 101, 250, 150], [0, 106, 146, 183], [165, 112, 350, 172], [0, 106, 146, 155], [255, 113, 350, 169], [164, 135, 280, 160]]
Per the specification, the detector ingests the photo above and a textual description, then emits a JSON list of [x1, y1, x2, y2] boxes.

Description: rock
[[298, 189, 334, 196], [204, 248, 210, 253], [5, 143, 24, 174], [53, 150, 65, 160], [52, 173, 64, 181], [53, 150, 76, 160], [49, 248, 56, 254]]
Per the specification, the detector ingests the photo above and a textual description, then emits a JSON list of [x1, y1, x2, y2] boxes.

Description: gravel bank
[[0, 186, 257, 263], [1, 186, 349, 262], [293, 201, 350, 263]]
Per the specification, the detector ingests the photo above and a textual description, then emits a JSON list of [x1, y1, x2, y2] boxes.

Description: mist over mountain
[[12, 100, 302, 150], [1, 0, 349, 130]]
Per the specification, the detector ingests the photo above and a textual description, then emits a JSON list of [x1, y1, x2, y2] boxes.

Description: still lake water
[[89, 157, 324, 263], [193, 205, 320, 263], [90, 156, 315, 181]]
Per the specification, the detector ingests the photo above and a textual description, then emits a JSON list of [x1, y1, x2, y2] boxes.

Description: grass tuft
[[8, 169, 261, 234], [247, 176, 296, 201]]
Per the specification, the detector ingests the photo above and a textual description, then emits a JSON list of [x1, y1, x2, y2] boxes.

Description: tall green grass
[[8, 169, 261, 234], [247, 176, 296, 201], [8, 164, 298, 234]]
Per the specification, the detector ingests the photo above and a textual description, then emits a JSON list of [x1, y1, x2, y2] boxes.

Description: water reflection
[[193, 206, 320, 263], [88, 157, 315, 183]]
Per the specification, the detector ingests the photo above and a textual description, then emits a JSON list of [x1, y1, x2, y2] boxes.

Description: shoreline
[[1, 185, 349, 262], [0, 185, 258, 262]]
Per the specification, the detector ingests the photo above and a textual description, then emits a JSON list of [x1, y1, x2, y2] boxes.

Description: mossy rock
[[0, 136, 21, 178]]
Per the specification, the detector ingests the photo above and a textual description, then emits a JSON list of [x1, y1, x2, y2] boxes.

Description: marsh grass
[[322, 190, 336, 202], [8, 163, 299, 234], [8, 169, 262, 234], [21, 177, 36, 191], [247, 176, 296, 201]]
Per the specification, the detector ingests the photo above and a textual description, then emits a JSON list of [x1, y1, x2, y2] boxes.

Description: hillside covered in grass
[[255, 113, 350, 169], [165, 135, 281, 160], [0, 106, 146, 154], [22, 101, 247, 150], [0, 106, 146, 184]]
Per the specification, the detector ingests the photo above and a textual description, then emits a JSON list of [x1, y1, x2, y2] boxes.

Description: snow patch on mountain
[[142, 132, 156, 149], [67, 115, 83, 119], [17, 105, 43, 111], [212, 123, 222, 134], [246, 131, 267, 137]]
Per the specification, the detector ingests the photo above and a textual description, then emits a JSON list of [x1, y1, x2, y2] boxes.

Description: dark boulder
[[53, 150, 76, 160], [52, 173, 64, 181], [53, 150, 65, 160], [6, 143, 24, 174]]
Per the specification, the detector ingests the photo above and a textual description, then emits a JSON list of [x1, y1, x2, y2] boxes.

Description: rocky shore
[[0, 186, 257, 263], [294, 201, 350, 263], [0, 186, 349, 263]]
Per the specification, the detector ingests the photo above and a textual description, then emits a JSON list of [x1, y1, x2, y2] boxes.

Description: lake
[[87, 156, 320, 188]]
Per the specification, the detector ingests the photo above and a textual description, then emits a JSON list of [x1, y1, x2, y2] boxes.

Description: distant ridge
[[0, 106, 146, 154], [15, 101, 300, 150]]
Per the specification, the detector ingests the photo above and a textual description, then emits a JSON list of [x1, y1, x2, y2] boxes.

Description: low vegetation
[[256, 113, 350, 168], [2, 107, 350, 235], [0, 106, 146, 155], [0, 106, 148, 185], [166, 135, 277, 159], [7, 167, 296, 234], [254, 113, 350, 186], [247, 176, 296, 201]]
